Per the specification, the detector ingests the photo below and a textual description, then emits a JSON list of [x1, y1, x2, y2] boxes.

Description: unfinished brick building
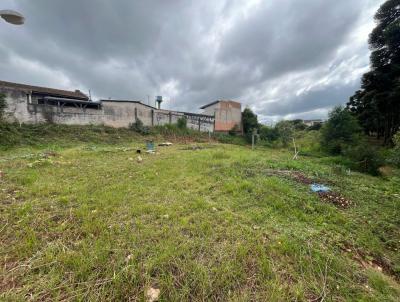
[[200, 100, 242, 133]]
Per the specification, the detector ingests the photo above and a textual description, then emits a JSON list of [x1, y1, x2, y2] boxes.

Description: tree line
[[347, 0, 400, 144]]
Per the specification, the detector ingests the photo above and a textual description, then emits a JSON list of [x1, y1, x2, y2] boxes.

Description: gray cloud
[[0, 0, 384, 120]]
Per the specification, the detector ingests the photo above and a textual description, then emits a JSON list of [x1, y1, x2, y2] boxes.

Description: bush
[[214, 133, 247, 145], [259, 125, 279, 142], [129, 118, 151, 135], [291, 119, 307, 131], [343, 142, 384, 175], [321, 106, 362, 154], [177, 117, 187, 129], [228, 124, 240, 136], [0, 93, 7, 121], [388, 131, 400, 167], [307, 123, 322, 131], [294, 130, 322, 155], [275, 121, 294, 147]]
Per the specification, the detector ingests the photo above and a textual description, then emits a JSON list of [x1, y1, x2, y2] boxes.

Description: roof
[[42, 96, 101, 108], [101, 99, 214, 118], [0, 80, 89, 100], [200, 100, 241, 109], [100, 99, 157, 109]]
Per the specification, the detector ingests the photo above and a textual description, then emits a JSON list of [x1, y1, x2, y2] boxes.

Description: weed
[[0, 124, 399, 301]]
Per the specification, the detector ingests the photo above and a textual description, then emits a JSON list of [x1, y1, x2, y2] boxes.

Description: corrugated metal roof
[[0, 80, 89, 100]]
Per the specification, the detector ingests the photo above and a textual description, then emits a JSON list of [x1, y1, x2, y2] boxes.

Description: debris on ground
[[262, 169, 353, 208], [137, 149, 141, 154], [158, 142, 173, 146], [318, 192, 352, 208], [43, 150, 59, 158], [340, 242, 396, 278], [137, 156, 143, 163], [310, 184, 330, 193], [146, 150, 156, 154], [184, 145, 205, 151], [146, 140, 155, 152], [146, 287, 160, 302], [0, 170, 4, 179], [125, 254, 133, 263], [290, 171, 314, 184]]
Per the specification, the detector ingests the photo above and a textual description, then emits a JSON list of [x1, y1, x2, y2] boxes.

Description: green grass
[[0, 125, 399, 301]]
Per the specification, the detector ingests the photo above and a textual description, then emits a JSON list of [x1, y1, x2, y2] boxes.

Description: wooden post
[[213, 111, 216, 132], [292, 138, 299, 160], [252, 128, 257, 150]]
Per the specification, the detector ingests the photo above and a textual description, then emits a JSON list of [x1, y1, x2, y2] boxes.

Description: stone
[[146, 287, 160, 302]]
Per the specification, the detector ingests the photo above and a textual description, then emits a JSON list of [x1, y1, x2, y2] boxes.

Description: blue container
[[146, 140, 155, 151]]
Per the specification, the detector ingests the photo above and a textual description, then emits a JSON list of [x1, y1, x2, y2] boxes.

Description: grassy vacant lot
[[1, 126, 399, 301]]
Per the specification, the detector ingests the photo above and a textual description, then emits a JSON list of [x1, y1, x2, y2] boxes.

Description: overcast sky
[[0, 0, 384, 123]]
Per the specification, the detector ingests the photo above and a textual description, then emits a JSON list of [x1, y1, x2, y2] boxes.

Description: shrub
[[291, 119, 307, 131], [343, 142, 384, 175], [294, 130, 322, 154], [177, 117, 187, 129], [259, 125, 279, 142], [0, 93, 7, 121], [129, 118, 151, 135], [321, 106, 362, 154], [275, 120, 294, 147], [307, 123, 322, 131], [214, 133, 247, 145], [387, 131, 400, 167], [228, 124, 240, 136]]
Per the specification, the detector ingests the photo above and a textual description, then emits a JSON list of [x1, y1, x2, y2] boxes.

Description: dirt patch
[[290, 171, 314, 185], [42, 150, 59, 158], [318, 192, 352, 209], [264, 169, 353, 209], [181, 145, 217, 151], [341, 243, 398, 280]]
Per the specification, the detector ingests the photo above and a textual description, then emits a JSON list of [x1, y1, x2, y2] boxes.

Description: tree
[[242, 108, 258, 134], [347, 0, 400, 144], [275, 120, 294, 147], [291, 119, 307, 131], [321, 106, 362, 154], [259, 125, 279, 142], [307, 122, 322, 131]]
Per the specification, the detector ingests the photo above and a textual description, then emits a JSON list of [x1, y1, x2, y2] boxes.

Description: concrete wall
[[1, 86, 214, 132], [202, 101, 242, 132]]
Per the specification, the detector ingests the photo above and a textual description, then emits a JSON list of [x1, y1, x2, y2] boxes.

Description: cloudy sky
[[0, 0, 384, 123]]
